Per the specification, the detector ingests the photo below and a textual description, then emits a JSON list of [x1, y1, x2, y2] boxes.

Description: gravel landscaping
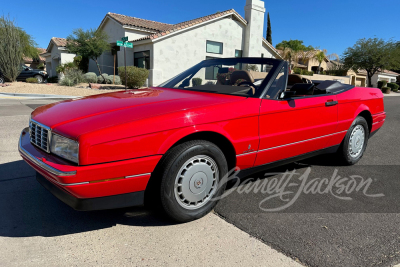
[[0, 82, 126, 96]]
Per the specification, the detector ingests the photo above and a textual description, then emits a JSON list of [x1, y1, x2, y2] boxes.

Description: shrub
[[56, 62, 77, 74], [47, 76, 58, 83], [377, 80, 388, 89], [108, 75, 122, 85], [26, 77, 38, 83], [118, 66, 149, 88], [37, 62, 45, 70], [83, 72, 97, 83], [293, 68, 302, 75], [97, 74, 111, 84], [192, 78, 202, 86], [381, 87, 391, 94], [59, 69, 85, 86], [387, 82, 399, 91]]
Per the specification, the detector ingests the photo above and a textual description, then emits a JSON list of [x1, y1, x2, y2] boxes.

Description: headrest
[[288, 74, 303, 85], [230, 70, 255, 85]]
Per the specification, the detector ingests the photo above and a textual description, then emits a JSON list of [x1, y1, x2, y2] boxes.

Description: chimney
[[243, 0, 266, 57]]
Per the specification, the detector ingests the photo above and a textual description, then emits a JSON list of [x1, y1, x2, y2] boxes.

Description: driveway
[[0, 98, 300, 266]]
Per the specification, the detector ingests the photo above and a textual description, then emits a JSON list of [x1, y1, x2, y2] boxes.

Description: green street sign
[[121, 37, 128, 42], [124, 42, 133, 48], [116, 40, 124, 46]]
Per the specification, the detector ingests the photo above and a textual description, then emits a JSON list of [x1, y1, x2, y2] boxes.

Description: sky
[[2, 0, 399, 57]]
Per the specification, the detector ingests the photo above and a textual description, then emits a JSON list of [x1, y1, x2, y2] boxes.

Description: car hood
[[31, 87, 244, 139]]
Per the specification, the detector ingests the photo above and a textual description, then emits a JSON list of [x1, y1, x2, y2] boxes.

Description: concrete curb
[[0, 93, 78, 99]]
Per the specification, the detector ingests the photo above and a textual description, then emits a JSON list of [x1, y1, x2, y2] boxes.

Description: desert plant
[[97, 74, 111, 84], [381, 87, 391, 94], [26, 77, 38, 83], [387, 82, 399, 91], [246, 64, 259, 72], [377, 80, 388, 89], [66, 28, 110, 83], [59, 69, 85, 86], [83, 72, 97, 83], [118, 66, 149, 88], [56, 62, 76, 74], [192, 78, 202, 86], [108, 75, 122, 85]]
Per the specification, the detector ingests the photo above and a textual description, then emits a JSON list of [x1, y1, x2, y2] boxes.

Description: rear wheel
[[159, 140, 228, 222], [34, 75, 43, 83], [337, 116, 369, 165]]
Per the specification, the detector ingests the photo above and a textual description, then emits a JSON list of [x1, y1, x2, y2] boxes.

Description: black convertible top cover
[[314, 80, 355, 93]]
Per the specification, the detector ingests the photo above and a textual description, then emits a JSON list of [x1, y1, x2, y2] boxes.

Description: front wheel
[[34, 75, 43, 83], [159, 140, 228, 222], [337, 116, 369, 165]]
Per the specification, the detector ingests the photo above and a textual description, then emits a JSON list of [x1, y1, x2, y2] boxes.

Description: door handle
[[325, 100, 338, 106]]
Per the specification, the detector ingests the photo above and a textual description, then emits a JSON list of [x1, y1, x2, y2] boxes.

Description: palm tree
[[313, 49, 339, 74]]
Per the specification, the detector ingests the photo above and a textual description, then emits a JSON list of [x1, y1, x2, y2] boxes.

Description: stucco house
[[41, 38, 76, 78], [371, 70, 399, 87], [94, 0, 281, 86]]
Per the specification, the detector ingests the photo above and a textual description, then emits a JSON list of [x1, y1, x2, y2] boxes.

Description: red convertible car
[[19, 58, 385, 222]]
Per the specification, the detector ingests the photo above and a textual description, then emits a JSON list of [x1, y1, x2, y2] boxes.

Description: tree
[[266, 13, 272, 45], [343, 38, 400, 87], [66, 28, 111, 82], [0, 15, 39, 81], [276, 40, 313, 52], [312, 49, 339, 74]]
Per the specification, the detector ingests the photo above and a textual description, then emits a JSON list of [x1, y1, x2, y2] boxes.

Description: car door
[[254, 68, 339, 166]]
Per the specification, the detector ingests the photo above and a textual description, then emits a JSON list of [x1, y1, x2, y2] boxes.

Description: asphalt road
[[215, 97, 400, 267]]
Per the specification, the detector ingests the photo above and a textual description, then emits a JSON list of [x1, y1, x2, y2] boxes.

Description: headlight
[[39, 71, 47, 75], [50, 134, 79, 164]]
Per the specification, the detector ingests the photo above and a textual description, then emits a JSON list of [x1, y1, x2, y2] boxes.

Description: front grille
[[29, 120, 50, 152]]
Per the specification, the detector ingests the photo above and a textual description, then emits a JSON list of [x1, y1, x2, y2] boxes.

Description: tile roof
[[23, 48, 46, 62], [382, 70, 400, 76], [107, 12, 173, 32], [51, 37, 68, 47], [129, 9, 246, 42]]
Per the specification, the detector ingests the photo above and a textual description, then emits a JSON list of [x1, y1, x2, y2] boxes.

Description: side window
[[264, 66, 287, 99]]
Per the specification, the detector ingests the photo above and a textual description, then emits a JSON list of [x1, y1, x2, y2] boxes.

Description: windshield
[[159, 58, 282, 97]]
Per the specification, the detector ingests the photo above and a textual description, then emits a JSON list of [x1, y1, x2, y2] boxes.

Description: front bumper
[[18, 127, 162, 210], [36, 172, 145, 211]]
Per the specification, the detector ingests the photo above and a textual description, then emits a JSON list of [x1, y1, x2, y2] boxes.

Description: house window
[[134, 51, 150, 70], [206, 41, 223, 54], [235, 50, 242, 58], [205, 57, 221, 80]]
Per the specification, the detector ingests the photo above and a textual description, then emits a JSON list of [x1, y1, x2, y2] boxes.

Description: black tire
[[337, 116, 369, 165], [158, 140, 228, 223], [0, 76, 4, 84], [34, 75, 43, 83]]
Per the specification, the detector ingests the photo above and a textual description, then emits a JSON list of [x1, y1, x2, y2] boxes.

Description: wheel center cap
[[194, 178, 203, 189], [189, 172, 208, 194]]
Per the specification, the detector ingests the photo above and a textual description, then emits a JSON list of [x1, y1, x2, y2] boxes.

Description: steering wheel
[[237, 81, 256, 95]]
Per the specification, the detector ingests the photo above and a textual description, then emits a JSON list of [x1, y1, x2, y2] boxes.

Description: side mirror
[[279, 91, 296, 99]]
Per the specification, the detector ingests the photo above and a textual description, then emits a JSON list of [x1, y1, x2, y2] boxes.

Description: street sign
[[122, 37, 128, 42], [116, 40, 124, 46], [125, 42, 133, 48]]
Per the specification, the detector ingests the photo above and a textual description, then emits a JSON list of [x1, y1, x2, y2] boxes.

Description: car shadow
[[0, 154, 340, 238], [0, 160, 177, 238]]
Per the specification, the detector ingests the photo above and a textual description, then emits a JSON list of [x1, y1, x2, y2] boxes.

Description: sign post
[[117, 37, 133, 90]]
